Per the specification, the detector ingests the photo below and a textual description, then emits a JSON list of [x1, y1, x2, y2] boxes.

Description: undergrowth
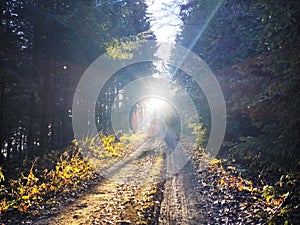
[[194, 149, 300, 225], [80, 132, 144, 169], [0, 132, 137, 218], [0, 148, 95, 215]]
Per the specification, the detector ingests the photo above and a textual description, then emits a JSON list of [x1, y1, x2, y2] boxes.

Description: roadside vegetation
[[0, 133, 141, 223]]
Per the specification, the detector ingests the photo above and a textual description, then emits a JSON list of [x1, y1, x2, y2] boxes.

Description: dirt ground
[[34, 138, 208, 225]]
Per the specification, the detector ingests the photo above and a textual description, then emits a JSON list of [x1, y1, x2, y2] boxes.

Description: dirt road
[[35, 138, 206, 225], [159, 158, 207, 224]]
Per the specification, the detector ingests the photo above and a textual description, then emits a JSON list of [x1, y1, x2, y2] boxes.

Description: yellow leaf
[[209, 158, 220, 165], [237, 185, 243, 192], [227, 166, 235, 170], [50, 185, 55, 191], [0, 167, 5, 182], [237, 180, 244, 191], [31, 187, 39, 195], [72, 139, 78, 147], [22, 195, 30, 200]]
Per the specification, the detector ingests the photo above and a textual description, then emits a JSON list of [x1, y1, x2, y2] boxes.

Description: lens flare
[[72, 41, 226, 183]]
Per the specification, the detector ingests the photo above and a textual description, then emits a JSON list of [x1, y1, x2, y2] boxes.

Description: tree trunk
[[27, 91, 35, 155], [39, 70, 51, 156]]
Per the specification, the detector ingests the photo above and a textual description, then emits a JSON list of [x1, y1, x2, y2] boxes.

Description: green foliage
[[180, 0, 299, 70], [46, 150, 95, 189], [9, 160, 41, 212], [0, 167, 4, 182], [0, 148, 95, 214], [0, 0, 152, 157], [99, 134, 119, 156], [105, 35, 145, 60], [261, 182, 297, 224], [263, 185, 277, 203], [0, 167, 10, 213], [182, 0, 300, 176], [80, 132, 131, 158], [181, 3, 299, 224], [77, 132, 142, 171], [82, 132, 144, 158], [187, 117, 208, 149]]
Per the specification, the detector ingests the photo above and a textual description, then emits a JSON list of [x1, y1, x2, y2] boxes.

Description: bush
[[0, 148, 95, 214]]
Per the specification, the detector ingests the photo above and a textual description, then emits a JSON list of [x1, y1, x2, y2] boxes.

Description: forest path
[[158, 160, 207, 225], [35, 138, 206, 225]]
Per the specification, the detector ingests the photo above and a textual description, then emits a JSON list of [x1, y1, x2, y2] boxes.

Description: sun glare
[[146, 97, 166, 112]]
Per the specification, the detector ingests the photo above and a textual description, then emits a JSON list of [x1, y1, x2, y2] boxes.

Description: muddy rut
[[159, 158, 207, 225]]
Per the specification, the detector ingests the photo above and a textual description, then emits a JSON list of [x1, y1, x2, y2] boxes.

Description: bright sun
[[147, 97, 165, 111]]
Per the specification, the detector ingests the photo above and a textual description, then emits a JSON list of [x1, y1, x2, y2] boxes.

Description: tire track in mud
[[159, 156, 207, 225]]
